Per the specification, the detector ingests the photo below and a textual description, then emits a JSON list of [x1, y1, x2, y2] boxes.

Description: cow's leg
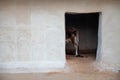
[[75, 45, 79, 57], [75, 45, 78, 55]]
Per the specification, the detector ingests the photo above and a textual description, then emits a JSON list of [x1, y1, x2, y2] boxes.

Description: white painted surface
[[0, 0, 120, 72]]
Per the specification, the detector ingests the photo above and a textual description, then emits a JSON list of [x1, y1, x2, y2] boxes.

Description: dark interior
[[65, 12, 99, 58]]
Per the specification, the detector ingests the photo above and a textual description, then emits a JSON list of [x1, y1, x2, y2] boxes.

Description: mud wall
[[0, 0, 120, 72]]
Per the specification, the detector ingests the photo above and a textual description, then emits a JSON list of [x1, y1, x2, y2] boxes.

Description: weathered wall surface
[[0, 0, 120, 72]]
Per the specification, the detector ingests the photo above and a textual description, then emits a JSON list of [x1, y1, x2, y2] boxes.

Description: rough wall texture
[[0, 0, 120, 72]]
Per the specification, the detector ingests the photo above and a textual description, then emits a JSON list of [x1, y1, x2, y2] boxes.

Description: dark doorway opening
[[65, 12, 99, 59]]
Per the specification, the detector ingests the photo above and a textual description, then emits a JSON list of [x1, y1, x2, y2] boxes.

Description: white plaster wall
[[0, 0, 120, 72], [100, 2, 120, 71]]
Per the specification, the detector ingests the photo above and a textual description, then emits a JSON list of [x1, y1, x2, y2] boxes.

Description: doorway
[[65, 12, 100, 60]]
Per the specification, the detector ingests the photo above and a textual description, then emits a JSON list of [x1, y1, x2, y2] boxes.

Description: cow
[[71, 30, 80, 57], [66, 27, 80, 57]]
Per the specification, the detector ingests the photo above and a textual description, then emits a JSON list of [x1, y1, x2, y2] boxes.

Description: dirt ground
[[0, 54, 119, 80]]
